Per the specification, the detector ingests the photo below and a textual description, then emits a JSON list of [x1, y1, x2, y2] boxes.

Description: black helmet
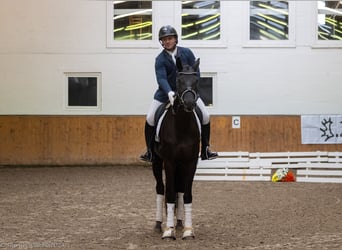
[[158, 25, 178, 41]]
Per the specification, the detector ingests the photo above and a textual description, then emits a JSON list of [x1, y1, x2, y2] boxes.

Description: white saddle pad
[[155, 109, 201, 142]]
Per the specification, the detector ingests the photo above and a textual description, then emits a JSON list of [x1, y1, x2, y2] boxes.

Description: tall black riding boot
[[140, 122, 155, 163], [200, 123, 218, 160]]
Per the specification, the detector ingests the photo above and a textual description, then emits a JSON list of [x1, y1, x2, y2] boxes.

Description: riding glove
[[168, 91, 175, 105]]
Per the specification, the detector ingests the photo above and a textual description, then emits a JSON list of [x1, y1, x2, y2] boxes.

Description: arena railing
[[195, 151, 342, 183]]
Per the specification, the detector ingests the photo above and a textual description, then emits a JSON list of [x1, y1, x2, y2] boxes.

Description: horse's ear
[[176, 57, 183, 71], [193, 58, 200, 72]]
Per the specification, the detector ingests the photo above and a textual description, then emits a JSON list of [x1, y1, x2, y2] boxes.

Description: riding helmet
[[158, 25, 178, 43]]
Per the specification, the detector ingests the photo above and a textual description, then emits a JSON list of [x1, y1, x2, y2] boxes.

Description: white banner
[[301, 115, 342, 144]]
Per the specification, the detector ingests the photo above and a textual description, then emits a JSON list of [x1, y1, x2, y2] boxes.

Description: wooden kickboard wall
[[1, 115, 342, 165]]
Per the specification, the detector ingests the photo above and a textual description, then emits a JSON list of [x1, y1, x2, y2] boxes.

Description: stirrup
[[139, 150, 153, 163], [201, 146, 218, 160]]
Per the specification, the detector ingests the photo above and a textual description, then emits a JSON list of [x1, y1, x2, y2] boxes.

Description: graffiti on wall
[[301, 115, 342, 144]]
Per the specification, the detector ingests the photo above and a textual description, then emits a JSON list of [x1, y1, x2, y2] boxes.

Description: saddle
[[154, 102, 202, 142]]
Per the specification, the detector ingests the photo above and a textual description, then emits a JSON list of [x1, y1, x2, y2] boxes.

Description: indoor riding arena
[[0, 165, 341, 249], [1, 1, 342, 250]]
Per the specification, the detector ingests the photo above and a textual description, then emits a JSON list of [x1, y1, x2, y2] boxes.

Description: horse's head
[[175, 58, 200, 112]]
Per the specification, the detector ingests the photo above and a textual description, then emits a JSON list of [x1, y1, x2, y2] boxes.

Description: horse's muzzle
[[180, 89, 198, 112]]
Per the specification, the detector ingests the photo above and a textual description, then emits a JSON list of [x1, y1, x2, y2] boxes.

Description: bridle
[[176, 71, 199, 113]]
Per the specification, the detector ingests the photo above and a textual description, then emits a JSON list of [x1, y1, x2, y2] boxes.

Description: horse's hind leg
[[152, 156, 164, 233], [175, 164, 184, 230], [176, 193, 184, 230], [154, 195, 163, 233], [152, 155, 164, 196], [182, 160, 197, 240]]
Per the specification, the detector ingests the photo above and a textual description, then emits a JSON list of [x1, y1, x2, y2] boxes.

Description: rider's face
[[161, 36, 177, 51]]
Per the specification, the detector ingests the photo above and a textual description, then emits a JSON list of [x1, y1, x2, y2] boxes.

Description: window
[[317, 1, 342, 40], [198, 73, 216, 107], [250, 1, 289, 40], [65, 73, 101, 110], [199, 76, 214, 106], [113, 1, 152, 40], [107, 1, 225, 48], [181, 1, 220, 40], [245, 0, 295, 47], [107, 1, 153, 47]]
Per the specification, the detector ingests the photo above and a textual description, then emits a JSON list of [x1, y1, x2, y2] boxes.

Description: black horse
[[152, 58, 201, 240]]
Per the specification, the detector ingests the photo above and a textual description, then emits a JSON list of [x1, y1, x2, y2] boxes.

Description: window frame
[[64, 72, 102, 111], [243, 0, 296, 48], [310, 0, 342, 48]]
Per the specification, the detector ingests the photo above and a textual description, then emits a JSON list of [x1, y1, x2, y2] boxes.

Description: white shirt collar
[[166, 47, 177, 64]]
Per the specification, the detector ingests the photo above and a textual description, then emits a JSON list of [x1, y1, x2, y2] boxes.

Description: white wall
[[0, 0, 341, 115]]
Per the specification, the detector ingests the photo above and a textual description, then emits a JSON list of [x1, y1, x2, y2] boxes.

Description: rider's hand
[[168, 91, 175, 105]]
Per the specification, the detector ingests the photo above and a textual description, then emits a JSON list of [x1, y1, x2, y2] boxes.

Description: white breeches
[[146, 98, 210, 126]]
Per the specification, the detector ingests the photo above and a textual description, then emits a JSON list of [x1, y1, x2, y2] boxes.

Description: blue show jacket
[[153, 46, 199, 103]]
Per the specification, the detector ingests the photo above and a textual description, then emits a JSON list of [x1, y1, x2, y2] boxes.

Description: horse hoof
[[154, 221, 162, 233], [176, 220, 184, 231], [182, 227, 195, 240], [162, 227, 176, 240]]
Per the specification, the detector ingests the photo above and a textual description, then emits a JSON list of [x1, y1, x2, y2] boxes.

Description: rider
[[140, 25, 218, 162]]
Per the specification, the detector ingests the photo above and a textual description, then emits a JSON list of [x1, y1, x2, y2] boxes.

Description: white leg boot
[[156, 194, 164, 222], [182, 203, 195, 239], [162, 203, 176, 240], [154, 194, 164, 233]]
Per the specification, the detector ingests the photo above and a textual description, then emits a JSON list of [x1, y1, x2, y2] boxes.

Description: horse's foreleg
[[166, 203, 175, 228], [162, 203, 176, 240], [184, 203, 193, 228], [182, 202, 195, 240], [152, 157, 164, 233], [162, 161, 177, 240], [182, 193, 195, 239], [181, 201, 195, 239]]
